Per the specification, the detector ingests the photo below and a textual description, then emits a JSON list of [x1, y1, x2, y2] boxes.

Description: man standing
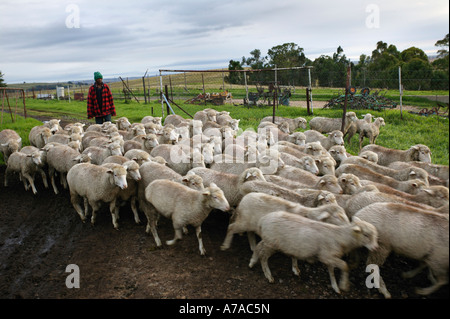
[[87, 71, 116, 124]]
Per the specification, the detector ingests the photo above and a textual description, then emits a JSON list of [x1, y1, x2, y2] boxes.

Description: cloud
[[0, 0, 448, 83]]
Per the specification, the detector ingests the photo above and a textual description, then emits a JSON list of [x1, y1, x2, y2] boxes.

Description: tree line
[[226, 34, 449, 90]]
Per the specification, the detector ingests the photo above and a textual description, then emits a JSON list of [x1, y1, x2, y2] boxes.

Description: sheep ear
[[202, 189, 211, 196], [17, 138, 22, 144], [209, 182, 217, 188], [1, 142, 8, 147], [317, 212, 330, 221], [315, 159, 321, 164], [423, 188, 434, 195], [245, 172, 252, 180], [352, 225, 362, 234], [106, 169, 114, 174], [340, 178, 347, 183], [409, 170, 416, 176], [317, 194, 324, 200]]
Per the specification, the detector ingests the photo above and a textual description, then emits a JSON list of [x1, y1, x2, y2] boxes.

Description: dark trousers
[[95, 114, 112, 124]]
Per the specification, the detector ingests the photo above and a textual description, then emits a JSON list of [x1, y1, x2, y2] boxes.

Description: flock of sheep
[[0, 107, 448, 299]]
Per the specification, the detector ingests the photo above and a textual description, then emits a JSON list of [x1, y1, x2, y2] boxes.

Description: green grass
[[1, 97, 448, 166]]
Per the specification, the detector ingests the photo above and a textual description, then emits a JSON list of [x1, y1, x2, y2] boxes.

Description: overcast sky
[[0, 0, 448, 84]]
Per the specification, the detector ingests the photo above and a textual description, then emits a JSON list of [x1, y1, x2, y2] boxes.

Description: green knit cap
[[94, 71, 103, 80]]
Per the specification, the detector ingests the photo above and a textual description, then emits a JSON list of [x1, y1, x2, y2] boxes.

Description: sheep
[[294, 174, 343, 194], [358, 117, 385, 149], [0, 129, 22, 163], [164, 114, 188, 127], [150, 144, 206, 175], [47, 132, 82, 146], [141, 116, 162, 126], [188, 167, 266, 207], [248, 212, 378, 294], [29, 126, 53, 148], [189, 119, 203, 137], [114, 117, 132, 130], [344, 113, 373, 144], [258, 121, 290, 134], [337, 173, 379, 195], [354, 202, 449, 298], [42, 119, 63, 134], [260, 116, 307, 132], [156, 124, 179, 145], [388, 161, 449, 186], [358, 150, 378, 163], [360, 144, 432, 167], [144, 179, 230, 255], [315, 155, 336, 176], [221, 192, 350, 251], [336, 164, 429, 190], [19, 145, 49, 189], [359, 178, 428, 196], [124, 149, 152, 166], [45, 144, 91, 194], [101, 161, 142, 225], [277, 152, 320, 173], [82, 142, 122, 165], [124, 124, 146, 141], [343, 190, 441, 217], [328, 145, 348, 167], [67, 162, 128, 229], [4, 150, 43, 194], [304, 130, 345, 150], [308, 112, 358, 134]]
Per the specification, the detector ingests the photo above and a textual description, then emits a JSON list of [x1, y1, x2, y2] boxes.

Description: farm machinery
[[323, 87, 397, 111]]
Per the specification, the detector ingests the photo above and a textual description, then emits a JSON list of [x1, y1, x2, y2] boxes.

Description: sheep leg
[[83, 197, 90, 217], [195, 225, 206, 256], [89, 200, 102, 226], [23, 173, 38, 194], [166, 227, 183, 246], [49, 167, 59, 194], [61, 173, 68, 189], [366, 246, 392, 299], [323, 257, 349, 294], [247, 232, 257, 252], [130, 196, 141, 224], [291, 258, 300, 277], [109, 200, 119, 230], [220, 223, 238, 250], [415, 266, 448, 296], [402, 262, 427, 279], [38, 168, 48, 189], [141, 200, 162, 247], [70, 192, 86, 223], [257, 241, 276, 283]]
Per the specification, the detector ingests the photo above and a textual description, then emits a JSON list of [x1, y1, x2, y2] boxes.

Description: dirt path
[[0, 164, 448, 300]]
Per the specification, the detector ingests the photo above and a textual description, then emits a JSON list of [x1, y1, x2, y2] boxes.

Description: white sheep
[[388, 161, 449, 185], [260, 116, 307, 132], [150, 144, 205, 175], [248, 212, 378, 294], [304, 130, 345, 150], [141, 116, 162, 126], [67, 162, 128, 229], [124, 148, 153, 166], [144, 179, 230, 255], [188, 167, 266, 207], [102, 161, 142, 225], [29, 125, 53, 148], [360, 144, 432, 167], [0, 129, 22, 163], [354, 202, 449, 298], [358, 150, 378, 163], [221, 192, 350, 251], [4, 150, 43, 194], [114, 117, 132, 130], [328, 145, 348, 167], [194, 109, 217, 125], [358, 117, 385, 149], [82, 142, 122, 165], [344, 113, 373, 144], [45, 144, 91, 194], [308, 112, 358, 134]]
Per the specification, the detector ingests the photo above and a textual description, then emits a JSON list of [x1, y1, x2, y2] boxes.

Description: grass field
[[1, 97, 449, 166]]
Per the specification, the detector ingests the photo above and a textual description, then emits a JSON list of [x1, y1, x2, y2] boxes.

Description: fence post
[[341, 65, 351, 133], [308, 67, 313, 114], [399, 66, 403, 120], [159, 70, 164, 118], [244, 71, 248, 104]]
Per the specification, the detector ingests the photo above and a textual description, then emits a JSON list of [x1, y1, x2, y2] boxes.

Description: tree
[[266, 42, 307, 68], [224, 59, 244, 84], [400, 47, 428, 63], [0, 71, 6, 87], [242, 49, 267, 69], [435, 33, 449, 58]]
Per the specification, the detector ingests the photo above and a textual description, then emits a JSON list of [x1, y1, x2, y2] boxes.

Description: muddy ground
[[0, 112, 448, 304], [0, 164, 448, 301]]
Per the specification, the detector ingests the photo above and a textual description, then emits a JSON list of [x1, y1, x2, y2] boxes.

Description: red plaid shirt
[[87, 83, 116, 119]]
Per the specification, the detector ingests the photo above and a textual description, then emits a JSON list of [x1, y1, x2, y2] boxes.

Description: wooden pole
[[306, 87, 311, 115], [341, 65, 351, 133], [165, 85, 170, 116], [399, 66, 403, 120]]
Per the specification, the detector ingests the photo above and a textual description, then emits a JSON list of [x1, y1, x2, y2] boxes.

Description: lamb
[[304, 130, 344, 150], [308, 112, 358, 134], [45, 143, 92, 194], [315, 155, 336, 176], [328, 145, 348, 167], [358, 117, 385, 149], [354, 202, 449, 298], [124, 124, 146, 141], [102, 161, 142, 225], [221, 192, 350, 251], [18, 145, 49, 189], [141, 116, 162, 126], [294, 174, 343, 194], [359, 144, 432, 167], [258, 121, 291, 134], [29, 125, 53, 148], [42, 119, 63, 133], [343, 190, 441, 217], [260, 116, 307, 132], [193, 109, 217, 125], [336, 164, 429, 190], [67, 162, 128, 229], [337, 173, 379, 195], [144, 179, 230, 255], [114, 117, 132, 130], [248, 212, 378, 294], [82, 142, 122, 165], [156, 124, 179, 145], [277, 153, 319, 175], [4, 150, 43, 194], [0, 129, 22, 163], [124, 149, 152, 166], [358, 150, 378, 163], [188, 167, 266, 207]]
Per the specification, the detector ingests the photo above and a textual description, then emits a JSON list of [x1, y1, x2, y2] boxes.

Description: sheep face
[[328, 130, 344, 146], [302, 156, 319, 175], [351, 217, 378, 251], [316, 191, 337, 206], [305, 142, 323, 157], [204, 183, 230, 212], [30, 151, 43, 166], [317, 175, 343, 194], [329, 145, 347, 164], [107, 166, 128, 190], [338, 173, 361, 195], [181, 174, 204, 191], [123, 161, 141, 181], [413, 145, 432, 163], [43, 119, 61, 133], [291, 132, 306, 146], [108, 143, 122, 156], [295, 117, 307, 130], [202, 143, 215, 165]]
